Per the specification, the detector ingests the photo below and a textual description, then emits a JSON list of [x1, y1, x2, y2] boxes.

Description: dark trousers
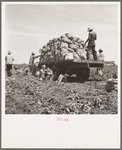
[[29, 65, 34, 74], [87, 44, 97, 60], [6, 64, 12, 76]]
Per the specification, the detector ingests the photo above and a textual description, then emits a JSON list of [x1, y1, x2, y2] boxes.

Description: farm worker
[[45, 67, 53, 80], [98, 49, 104, 61], [97, 49, 104, 76], [84, 28, 97, 60], [5, 51, 14, 76], [39, 65, 47, 80], [14, 66, 18, 70], [33, 61, 39, 76], [29, 52, 39, 75]]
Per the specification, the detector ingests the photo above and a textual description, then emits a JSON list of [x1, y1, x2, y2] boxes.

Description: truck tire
[[51, 65, 60, 81], [76, 68, 90, 80]]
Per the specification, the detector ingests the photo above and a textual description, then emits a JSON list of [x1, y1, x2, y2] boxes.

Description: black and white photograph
[[2, 1, 120, 148]]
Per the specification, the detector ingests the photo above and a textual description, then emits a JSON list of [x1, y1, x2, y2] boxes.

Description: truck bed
[[83, 60, 104, 67], [53, 60, 104, 68]]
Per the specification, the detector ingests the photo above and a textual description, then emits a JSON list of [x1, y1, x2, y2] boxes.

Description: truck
[[37, 53, 104, 81]]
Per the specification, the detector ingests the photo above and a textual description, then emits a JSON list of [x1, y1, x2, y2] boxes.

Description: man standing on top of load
[[5, 51, 14, 76], [84, 28, 97, 60], [29, 52, 39, 75]]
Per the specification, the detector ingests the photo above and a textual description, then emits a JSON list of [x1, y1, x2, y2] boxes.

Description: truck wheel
[[51, 65, 60, 81], [76, 68, 90, 80], [82, 68, 90, 80]]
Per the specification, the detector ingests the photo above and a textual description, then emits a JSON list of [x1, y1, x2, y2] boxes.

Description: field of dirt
[[5, 64, 118, 114]]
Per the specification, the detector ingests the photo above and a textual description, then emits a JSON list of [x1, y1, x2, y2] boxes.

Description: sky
[[3, 2, 120, 64]]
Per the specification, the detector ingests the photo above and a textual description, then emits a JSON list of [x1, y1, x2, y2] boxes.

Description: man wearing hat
[[29, 52, 39, 75], [84, 28, 97, 60], [5, 51, 14, 76]]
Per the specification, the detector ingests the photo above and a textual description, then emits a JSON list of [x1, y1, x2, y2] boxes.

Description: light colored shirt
[[5, 54, 14, 64], [98, 52, 104, 61]]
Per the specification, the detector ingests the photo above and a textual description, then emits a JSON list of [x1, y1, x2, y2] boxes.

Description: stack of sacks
[[39, 33, 86, 63], [105, 78, 118, 92]]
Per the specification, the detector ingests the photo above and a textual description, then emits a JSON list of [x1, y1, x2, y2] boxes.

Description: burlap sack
[[60, 35, 66, 39], [47, 52, 52, 56], [61, 37, 73, 44], [56, 53, 65, 61], [60, 42, 69, 49], [72, 37, 80, 42], [48, 40, 53, 45], [65, 33, 74, 40], [105, 84, 115, 92], [73, 52, 81, 62], [67, 47, 74, 52], [76, 49, 86, 60], [61, 48, 68, 55], [46, 46, 51, 51], [69, 44, 78, 50], [78, 39, 84, 43], [65, 52, 73, 60]]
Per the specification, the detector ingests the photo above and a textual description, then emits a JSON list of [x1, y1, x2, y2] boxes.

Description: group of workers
[[28, 52, 53, 80], [5, 27, 104, 78], [39, 65, 53, 80]]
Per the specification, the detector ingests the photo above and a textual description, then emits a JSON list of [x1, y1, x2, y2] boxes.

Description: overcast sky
[[3, 2, 120, 64]]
